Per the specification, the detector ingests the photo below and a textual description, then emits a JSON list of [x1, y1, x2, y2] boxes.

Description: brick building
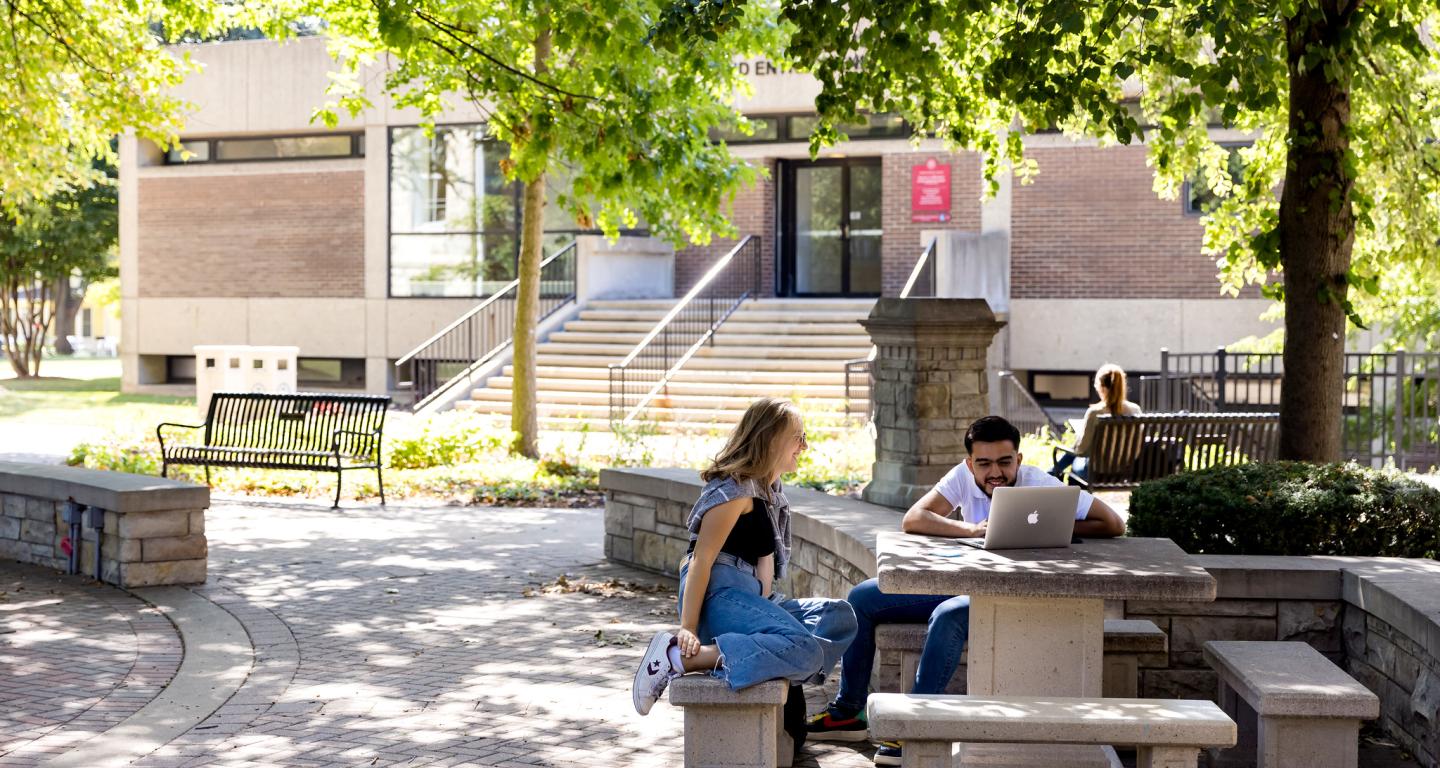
[[120, 37, 1275, 403]]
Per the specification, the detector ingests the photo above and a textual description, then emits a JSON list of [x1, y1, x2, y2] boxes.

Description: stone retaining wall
[[600, 467, 1440, 767], [0, 462, 210, 587]]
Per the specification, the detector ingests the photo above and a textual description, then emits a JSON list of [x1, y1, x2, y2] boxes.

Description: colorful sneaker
[[805, 705, 868, 742], [631, 631, 678, 715], [873, 741, 902, 766]]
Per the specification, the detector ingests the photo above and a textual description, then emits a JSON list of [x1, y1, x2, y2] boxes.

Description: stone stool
[[668, 676, 792, 768]]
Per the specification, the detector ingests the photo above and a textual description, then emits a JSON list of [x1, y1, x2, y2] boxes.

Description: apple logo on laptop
[[1027, 511, 1040, 525]]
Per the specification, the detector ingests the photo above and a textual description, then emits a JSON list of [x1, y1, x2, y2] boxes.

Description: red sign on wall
[[911, 159, 951, 223]]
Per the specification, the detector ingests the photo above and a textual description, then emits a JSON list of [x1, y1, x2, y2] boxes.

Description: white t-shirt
[[933, 463, 1094, 525]]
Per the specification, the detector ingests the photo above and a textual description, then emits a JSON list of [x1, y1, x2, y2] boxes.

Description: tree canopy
[[656, 0, 1440, 461]]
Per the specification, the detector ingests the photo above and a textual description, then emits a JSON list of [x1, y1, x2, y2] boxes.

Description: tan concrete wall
[[131, 297, 479, 360], [1006, 298, 1279, 372]]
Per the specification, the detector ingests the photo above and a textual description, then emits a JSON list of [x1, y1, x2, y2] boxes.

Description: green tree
[[308, 0, 784, 456], [657, 0, 1440, 463], [0, 0, 234, 207], [0, 168, 119, 378]]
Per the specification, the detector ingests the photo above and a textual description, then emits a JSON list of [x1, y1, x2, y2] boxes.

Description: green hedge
[[1127, 462, 1440, 559]]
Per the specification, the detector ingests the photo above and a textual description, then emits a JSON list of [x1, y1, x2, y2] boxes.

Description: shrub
[[1128, 462, 1440, 559], [385, 413, 511, 469]]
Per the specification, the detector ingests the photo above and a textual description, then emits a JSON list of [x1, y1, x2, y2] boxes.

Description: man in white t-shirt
[[807, 416, 1125, 766]]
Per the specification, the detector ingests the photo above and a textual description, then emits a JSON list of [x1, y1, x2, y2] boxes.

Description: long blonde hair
[[1095, 363, 1128, 416], [701, 397, 803, 483]]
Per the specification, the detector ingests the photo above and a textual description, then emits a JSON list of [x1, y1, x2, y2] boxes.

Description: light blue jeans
[[678, 556, 858, 691]]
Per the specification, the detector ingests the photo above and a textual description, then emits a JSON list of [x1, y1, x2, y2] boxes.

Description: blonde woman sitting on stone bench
[[631, 398, 857, 753]]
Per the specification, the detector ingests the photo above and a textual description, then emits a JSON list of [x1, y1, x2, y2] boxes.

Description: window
[[387, 125, 635, 298], [163, 133, 363, 165], [1185, 144, 1249, 215], [709, 113, 910, 144], [80, 308, 93, 338]]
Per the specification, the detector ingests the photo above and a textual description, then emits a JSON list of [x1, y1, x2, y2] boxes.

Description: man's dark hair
[[964, 416, 1021, 453]]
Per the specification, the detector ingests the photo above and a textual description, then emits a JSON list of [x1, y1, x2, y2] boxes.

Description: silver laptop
[[957, 486, 1082, 550]]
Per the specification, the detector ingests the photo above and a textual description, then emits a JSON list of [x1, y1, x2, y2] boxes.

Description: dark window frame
[[1183, 141, 1251, 217], [164, 133, 365, 165], [711, 112, 913, 145]]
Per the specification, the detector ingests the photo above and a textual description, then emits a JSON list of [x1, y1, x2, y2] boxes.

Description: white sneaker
[[632, 630, 678, 715]]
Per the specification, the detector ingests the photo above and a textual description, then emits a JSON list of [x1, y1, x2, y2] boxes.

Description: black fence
[[608, 237, 762, 425], [1135, 348, 1440, 470], [395, 242, 577, 411]]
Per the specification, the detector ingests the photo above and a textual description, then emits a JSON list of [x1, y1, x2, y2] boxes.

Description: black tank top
[[688, 498, 776, 566]]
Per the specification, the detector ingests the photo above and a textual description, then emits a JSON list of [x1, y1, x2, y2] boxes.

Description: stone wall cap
[[0, 462, 208, 513], [669, 675, 787, 706], [877, 533, 1216, 602], [861, 298, 1005, 330], [865, 693, 1236, 746], [1202, 641, 1379, 720]]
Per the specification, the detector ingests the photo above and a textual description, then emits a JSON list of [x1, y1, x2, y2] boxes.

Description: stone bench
[[668, 676, 793, 768], [1202, 641, 1380, 768], [875, 618, 1166, 698], [867, 692, 1235, 768]]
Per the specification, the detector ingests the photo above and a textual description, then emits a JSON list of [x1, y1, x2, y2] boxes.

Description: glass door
[[781, 158, 883, 296]]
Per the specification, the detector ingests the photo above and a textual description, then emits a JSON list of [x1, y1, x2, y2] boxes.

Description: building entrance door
[[780, 158, 882, 297]]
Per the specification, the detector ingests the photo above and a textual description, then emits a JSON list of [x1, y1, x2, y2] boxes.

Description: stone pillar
[[861, 298, 1005, 510]]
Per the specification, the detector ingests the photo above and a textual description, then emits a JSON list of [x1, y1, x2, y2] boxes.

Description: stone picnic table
[[875, 532, 1218, 767]]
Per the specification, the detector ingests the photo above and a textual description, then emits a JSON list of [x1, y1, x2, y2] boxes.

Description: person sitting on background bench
[[1051, 363, 1143, 482], [807, 415, 1125, 766]]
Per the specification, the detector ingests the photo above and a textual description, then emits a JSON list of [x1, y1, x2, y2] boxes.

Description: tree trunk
[[0, 274, 28, 378], [511, 172, 547, 458], [1277, 2, 1357, 463], [52, 279, 81, 356], [509, 28, 553, 459]]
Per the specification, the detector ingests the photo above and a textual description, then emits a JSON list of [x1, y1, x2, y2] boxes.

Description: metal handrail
[[395, 242, 578, 410], [608, 236, 761, 425], [845, 238, 936, 419], [997, 370, 1062, 438]]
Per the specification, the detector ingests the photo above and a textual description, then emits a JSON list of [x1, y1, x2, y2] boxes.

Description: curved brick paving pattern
[[0, 563, 182, 764], [133, 500, 874, 768]]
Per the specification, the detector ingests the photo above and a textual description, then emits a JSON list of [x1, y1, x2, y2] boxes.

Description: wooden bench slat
[[1202, 641, 1379, 720], [866, 693, 1236, 747]]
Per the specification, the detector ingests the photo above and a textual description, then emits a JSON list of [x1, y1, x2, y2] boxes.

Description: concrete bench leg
[[1209, 678, 1260, 768], [1258, 716, 1361, 768], [900, 739, 952, 768], [1103, 653, 1140, 698], [682, 700, 784, 768], [1136, 745, 1200, 768]]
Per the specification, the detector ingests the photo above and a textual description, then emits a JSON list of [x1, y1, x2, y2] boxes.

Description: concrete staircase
[[454, 298, 875, 431]]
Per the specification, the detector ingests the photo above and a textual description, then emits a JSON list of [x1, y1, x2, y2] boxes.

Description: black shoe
[[873, 741, 902, 766], [805, 704, 868, 742]]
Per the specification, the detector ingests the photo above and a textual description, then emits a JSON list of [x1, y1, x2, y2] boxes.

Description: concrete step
[[561, 320, 870, 336], [577, 309, 869, 324], [456, 415, 859, 435], [467, 387, 861, 411], [483, 376, 867, 398], [547, 331, 869, 348], [502, 365, 857, 385], [534, 354, 857, 370], [535, 343, 866, 361], [455, 400, 861, 424]]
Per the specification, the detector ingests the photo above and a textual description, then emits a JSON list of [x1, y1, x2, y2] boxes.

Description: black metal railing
[[1145, 347, 1440, 470], [997, 371, 1063, 438], [845, 238, 937, 419], [608, 236, 762, 425], [395, 242, 577, 411]]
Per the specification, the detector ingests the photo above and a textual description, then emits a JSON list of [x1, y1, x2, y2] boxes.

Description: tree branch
[[408, 7, 599, 103]]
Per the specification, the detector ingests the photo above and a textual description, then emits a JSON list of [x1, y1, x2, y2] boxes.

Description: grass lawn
[[0, 357, 195, 438]]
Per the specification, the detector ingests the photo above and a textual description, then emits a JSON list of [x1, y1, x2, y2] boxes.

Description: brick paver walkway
[[0, 563, 181, 764], [134, 499, 874, 768]]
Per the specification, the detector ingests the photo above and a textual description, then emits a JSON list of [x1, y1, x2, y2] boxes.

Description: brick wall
[[881, 152, 983, 297], [138, 171, 365, 298], [1012, 145, 1216, 300], [674, 161, 777, 297]]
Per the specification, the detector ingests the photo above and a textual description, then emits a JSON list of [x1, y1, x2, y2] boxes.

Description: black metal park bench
[[1053, 412, 1280, 490], [158, 392, 391, 508]]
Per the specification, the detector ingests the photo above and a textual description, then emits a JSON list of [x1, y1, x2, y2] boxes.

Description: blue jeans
[[1051, 453, 1089, 482], [678, 557, 858, 691], [832, 578, 970, 714]]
